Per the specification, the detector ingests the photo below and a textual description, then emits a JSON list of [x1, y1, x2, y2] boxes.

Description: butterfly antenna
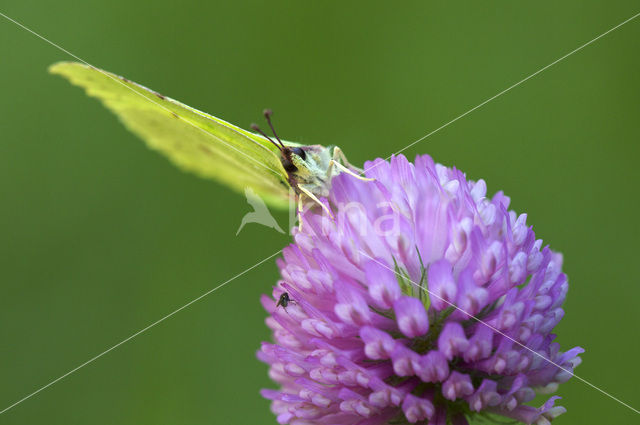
[[251, 122, 282, 152], [263, 109, 285, 149]]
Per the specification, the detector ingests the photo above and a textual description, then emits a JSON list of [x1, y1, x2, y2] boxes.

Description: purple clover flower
[[258, 155, 582, 425]]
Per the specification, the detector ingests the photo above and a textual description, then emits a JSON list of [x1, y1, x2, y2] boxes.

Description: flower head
[[258, 155, 582, 425]]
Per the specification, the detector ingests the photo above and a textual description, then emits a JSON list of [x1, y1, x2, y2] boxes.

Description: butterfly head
[[251, 110, 311, 178], [252, 110, 339, 203]]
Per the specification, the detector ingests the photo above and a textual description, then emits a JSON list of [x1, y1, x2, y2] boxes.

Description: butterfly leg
[[298, 185, 334, 219], [329, 147, 375, 182], [333, 147, 362, 171], [297, 194, 305, 231]]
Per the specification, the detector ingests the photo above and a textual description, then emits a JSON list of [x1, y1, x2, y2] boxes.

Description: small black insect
[[276, 292, 292, 308]]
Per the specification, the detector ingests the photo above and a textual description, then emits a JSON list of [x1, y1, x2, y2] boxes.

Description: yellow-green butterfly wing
[[49, 62, 292, 209]]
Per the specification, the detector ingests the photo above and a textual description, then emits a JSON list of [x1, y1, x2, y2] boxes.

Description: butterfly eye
[[292, 147, 306, 161]]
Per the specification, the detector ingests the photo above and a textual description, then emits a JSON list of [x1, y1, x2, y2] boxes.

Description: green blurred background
[[1, 1, 639, 424]]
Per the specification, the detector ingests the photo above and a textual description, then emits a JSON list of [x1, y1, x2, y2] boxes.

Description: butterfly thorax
[[285, 145, 337, 197]]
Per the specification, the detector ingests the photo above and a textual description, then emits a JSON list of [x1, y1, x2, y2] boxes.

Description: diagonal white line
[[0, 250, 281, 415], [359, 251, 640, 415], [0, 11, 284, 179], [363, 11, 640, 174]]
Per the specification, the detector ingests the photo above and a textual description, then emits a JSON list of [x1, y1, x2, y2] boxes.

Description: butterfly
[[49, 62, 371, 221]]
